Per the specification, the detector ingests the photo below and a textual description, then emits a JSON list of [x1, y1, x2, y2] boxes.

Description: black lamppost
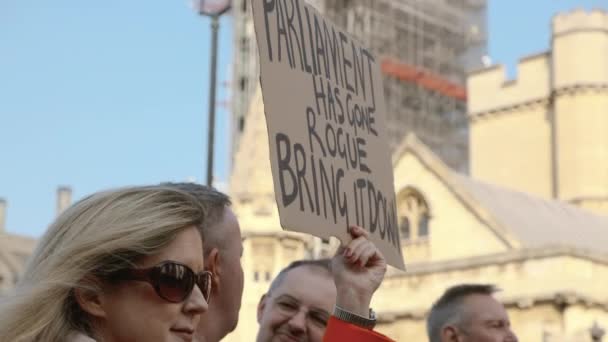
[[195, 0, 231, 186]]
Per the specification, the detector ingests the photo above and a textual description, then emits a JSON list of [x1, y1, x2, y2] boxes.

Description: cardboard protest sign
[[251, 0, 405, 270]]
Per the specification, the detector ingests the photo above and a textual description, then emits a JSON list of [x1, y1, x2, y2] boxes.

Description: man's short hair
[[161, 182, 231, 253], [427, 284, 499, 342], [268, 259, 332, 293]]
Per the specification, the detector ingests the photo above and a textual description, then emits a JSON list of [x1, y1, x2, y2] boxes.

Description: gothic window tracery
[[251, 240, 275, 282], [397, 187, 431, 241]]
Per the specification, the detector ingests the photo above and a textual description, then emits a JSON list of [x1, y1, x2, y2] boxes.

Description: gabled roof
[[393, 134, 521, 248], [454, 174, 608, 253], [393, 134, 608, 255]]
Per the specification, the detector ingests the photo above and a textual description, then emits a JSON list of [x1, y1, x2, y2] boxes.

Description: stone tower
[[552, 10, 608, 215], [468, 9, 608, 216]]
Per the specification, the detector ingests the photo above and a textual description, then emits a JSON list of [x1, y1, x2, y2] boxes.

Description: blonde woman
[[0, 185, 212, 342]]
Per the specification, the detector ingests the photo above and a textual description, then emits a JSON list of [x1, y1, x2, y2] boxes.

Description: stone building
[[468, 9, 608, 217], [226, 9, 608, 342], [0, 199, 36, 294], [0, 187, 71, 295]]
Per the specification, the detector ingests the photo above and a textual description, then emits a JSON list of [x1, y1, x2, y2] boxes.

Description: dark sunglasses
[[111, 261, 212, 303]]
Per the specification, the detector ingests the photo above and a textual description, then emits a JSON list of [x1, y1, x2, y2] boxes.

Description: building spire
[[56, 186, 72, 216], [229, 86, 275, 202]]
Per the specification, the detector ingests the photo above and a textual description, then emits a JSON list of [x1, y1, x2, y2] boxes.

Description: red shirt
[[323, 316, 395, 342]]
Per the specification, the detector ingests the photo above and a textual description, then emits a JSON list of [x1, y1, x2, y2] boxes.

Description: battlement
[[553, 9, 608, 36], [469, 9, 608, 115], [467, 52, 551, 115]]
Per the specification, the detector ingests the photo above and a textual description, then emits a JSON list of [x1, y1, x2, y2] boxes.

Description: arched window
[[397, 187, 431, 241], [419, 214, 429, 237], [399, 216, 411, 240]]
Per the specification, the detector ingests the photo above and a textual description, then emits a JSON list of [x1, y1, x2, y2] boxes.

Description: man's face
[[256, 267, 336, 342], [216, 207, 244, 330], [454, 294, 518, 342], [195, 207, 243, 342]]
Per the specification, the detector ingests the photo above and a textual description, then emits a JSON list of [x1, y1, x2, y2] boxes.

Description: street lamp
[[194, 0, 231, 186]]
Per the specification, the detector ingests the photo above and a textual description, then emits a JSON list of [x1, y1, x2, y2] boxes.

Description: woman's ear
[[73, 277, 107, 319]]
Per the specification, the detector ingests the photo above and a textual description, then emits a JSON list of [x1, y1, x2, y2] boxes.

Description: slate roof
[[454, 173, 608, 253], [393, 133, 608, 255]]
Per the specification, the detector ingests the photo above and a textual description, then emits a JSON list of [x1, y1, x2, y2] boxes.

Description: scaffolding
[[229, 0, 325, 167], [230, 0, 258, 164], [322, 0, 486, 172], [230, 0, 486, 173]]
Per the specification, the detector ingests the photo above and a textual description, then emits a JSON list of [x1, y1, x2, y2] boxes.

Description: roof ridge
[[393, 135, 521, 248]]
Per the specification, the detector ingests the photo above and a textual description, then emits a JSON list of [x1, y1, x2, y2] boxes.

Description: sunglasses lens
[[156, 263, 194, 303], [198, 272, 212, 302]]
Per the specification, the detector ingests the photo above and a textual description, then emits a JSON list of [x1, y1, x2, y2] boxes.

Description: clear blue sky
[[1, 0, 605, 237]]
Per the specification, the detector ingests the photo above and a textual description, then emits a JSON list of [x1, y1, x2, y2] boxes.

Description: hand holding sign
[[332, 225, 387, 317], [251, 0, 405, 270]]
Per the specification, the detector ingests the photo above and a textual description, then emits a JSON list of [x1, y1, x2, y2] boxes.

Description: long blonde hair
[[0, 185, 208, 342]]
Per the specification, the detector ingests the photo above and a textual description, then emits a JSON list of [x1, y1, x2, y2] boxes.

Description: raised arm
[[323, 225, 395, 342]]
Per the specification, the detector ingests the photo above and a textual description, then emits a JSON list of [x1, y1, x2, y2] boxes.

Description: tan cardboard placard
[[251, 0, 405, 270]]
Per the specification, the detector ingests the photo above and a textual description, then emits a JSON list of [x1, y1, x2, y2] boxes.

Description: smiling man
[[427, 284, 519, 342], [256, 259, 335, 342]]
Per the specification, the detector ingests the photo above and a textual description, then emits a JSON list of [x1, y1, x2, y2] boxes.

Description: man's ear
[[257, 294, 268, 324], [206, 247, 221, 287], [73, 278, 107, 319], [441, 325, 460, 342]]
